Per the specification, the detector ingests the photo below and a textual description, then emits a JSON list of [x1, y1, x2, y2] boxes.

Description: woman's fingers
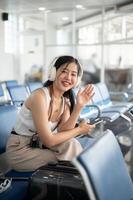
[[82, 85, 95, 98], [79, 120, 95, 134], [76, 84, 95, 107], [78, 84, 94, 96], [84, 84, 93, 94]]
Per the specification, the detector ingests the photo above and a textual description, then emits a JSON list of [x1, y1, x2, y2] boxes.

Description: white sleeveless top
[[14, 87, 65, 136]]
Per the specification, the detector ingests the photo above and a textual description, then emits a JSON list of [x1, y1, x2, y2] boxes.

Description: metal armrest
[[87, 104, 101, 119], [79, 104, 101, 122]]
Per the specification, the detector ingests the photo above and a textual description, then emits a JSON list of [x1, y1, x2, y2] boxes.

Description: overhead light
[[75, 4, 85, 9], [75, 5, 83, 9], [38, 7, 46, 11], [62, 17, 69, 21]]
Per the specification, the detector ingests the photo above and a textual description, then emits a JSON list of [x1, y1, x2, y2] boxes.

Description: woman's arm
[[58, 102, 82, 131], [27, 89, 94, 148]]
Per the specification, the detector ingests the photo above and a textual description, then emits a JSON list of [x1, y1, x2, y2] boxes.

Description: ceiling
[[0, 0, 132, 13], [0, 0, 132, 27]]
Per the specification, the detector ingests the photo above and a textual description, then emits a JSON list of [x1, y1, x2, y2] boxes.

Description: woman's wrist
[[74, 103, 84, 111]]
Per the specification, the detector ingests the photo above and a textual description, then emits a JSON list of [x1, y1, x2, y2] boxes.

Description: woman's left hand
[[76, 84, 94, 107]]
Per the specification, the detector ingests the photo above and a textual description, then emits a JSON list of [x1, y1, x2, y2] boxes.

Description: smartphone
[[89, 118, 103, 125]]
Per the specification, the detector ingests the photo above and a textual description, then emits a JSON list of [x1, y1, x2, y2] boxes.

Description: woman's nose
[[66, 72, 71, 79]]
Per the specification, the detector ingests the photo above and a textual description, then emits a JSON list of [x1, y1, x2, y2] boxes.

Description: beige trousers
[[6, 134, 82, 171]]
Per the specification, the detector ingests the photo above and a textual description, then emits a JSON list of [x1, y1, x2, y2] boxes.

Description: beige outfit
[[6, 87, 82, 171]]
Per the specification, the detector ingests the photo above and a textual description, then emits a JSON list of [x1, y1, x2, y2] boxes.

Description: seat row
[[0, 80, 43, 107], [77, 82, 133, 122], [74, 82, 133, 136]]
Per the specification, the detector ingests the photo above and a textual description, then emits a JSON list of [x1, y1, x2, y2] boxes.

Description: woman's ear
[[48, 67, 56, 81], [48, 56, 59, 81]]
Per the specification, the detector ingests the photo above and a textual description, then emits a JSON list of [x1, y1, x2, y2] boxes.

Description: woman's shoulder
[[30, 87, 48, 97], [30, 87, 51, 103], [25, 87, 50, 111]]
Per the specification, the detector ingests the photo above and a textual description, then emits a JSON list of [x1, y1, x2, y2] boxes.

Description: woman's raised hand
[[76, 84, 94, 108]]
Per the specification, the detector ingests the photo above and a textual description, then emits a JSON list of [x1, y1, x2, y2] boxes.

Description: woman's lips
[[61, 81, 71, 87]]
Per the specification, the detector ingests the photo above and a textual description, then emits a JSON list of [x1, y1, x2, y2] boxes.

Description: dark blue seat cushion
[[0, 170, 34, 200], [0, 180, 29, 200], [0, 105, 18, 154]]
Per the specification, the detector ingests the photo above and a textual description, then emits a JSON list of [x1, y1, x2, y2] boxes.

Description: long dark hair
[[43, 55, 82, 114]]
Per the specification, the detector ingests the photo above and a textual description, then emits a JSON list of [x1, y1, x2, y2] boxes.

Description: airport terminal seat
[[7, 85, 29, 107], [0, 83, 11, 106], [91, 84, 122, 122], [0, 105, 19, 155], [0, 105, 33, 199], [0, 180, 29, 200], [5, 80, 18, 88], [0, 84, 5, 105], [96, 82, 133, 113], [96, 82, 133, 132], [72, 130, 133, 200], [27, 81, 43, 93], [77, 83, 132, 150], [73, 83, 132, 123], [93, 83, 127, 113], [0, 84, 4, 97]]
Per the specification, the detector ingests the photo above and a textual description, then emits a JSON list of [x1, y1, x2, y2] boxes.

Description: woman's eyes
[[71, 73, 77, 77], [62, 70, 77, 77]]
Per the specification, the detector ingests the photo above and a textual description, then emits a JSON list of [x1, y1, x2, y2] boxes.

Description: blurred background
[[0, 0, 133, 92]]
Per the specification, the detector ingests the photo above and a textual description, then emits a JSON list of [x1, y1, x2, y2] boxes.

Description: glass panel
[[78, 23, 102, 44], [76, 7, 102, 45], [105, 16, 122, 42], [46, 11, 73, 45], [126, 14, 133, 38]]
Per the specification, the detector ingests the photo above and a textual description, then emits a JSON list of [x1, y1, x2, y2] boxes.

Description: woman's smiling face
[[55, 62, 78, 91]]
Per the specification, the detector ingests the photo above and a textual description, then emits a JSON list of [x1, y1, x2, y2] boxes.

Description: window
[[4, 15, 24, 54], [78, 24, 101, 44]]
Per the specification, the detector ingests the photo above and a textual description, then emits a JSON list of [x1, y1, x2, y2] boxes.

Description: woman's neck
[[50, 84, 63, 100], [48, 84, 64, 121]]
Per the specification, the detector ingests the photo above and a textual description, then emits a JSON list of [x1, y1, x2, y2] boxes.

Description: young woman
[[6, 55, 95, 171]]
